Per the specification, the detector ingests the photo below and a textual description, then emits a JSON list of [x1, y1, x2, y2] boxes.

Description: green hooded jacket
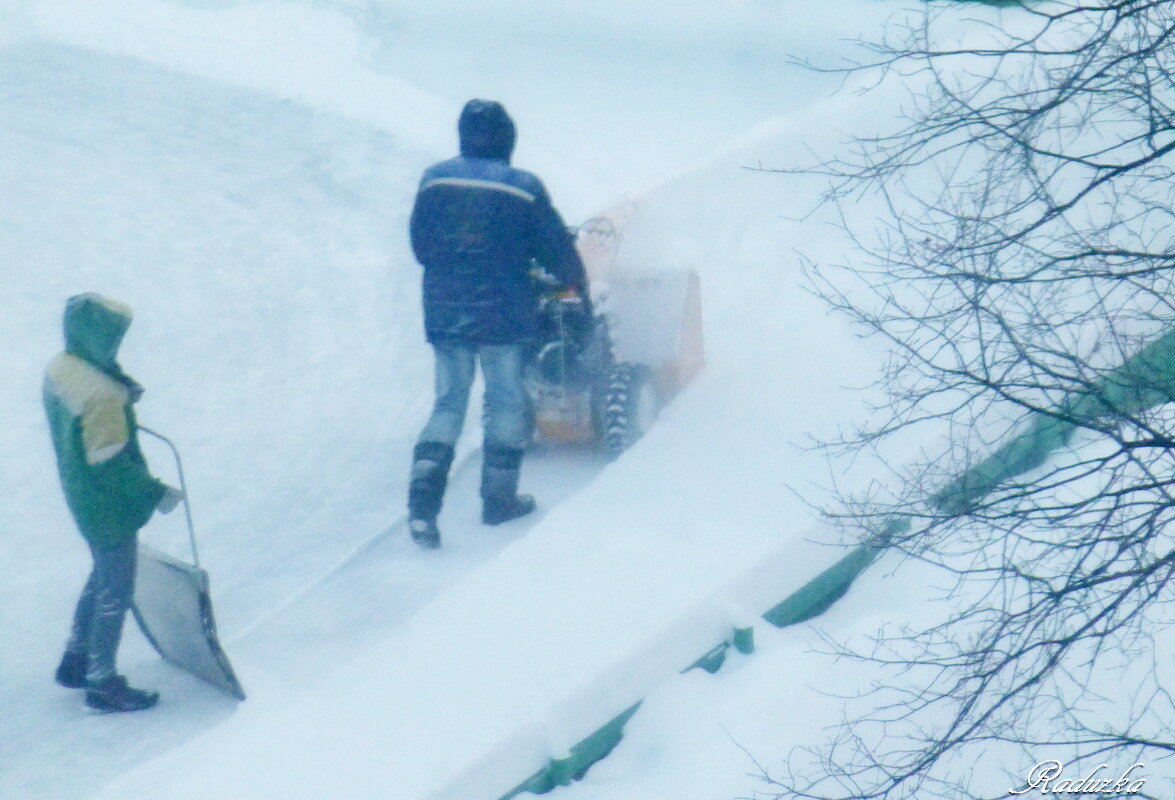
[[43, 294, 165, 550]]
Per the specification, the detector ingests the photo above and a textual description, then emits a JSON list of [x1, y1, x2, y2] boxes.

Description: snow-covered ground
[[10, 2, 1164, 800]]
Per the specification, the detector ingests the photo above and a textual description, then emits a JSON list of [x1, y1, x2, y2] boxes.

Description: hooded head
[[63, 292, 133, 372], [458, 99, 516, 162]]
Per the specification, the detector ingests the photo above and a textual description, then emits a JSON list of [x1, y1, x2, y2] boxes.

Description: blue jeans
[[418, 341, 533, 450], [65, 534, 138, 684]]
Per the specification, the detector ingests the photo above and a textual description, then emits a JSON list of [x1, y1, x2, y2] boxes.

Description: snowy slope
[[0, 1, 1017, 799]]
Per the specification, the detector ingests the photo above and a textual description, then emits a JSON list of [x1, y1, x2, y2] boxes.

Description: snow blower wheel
[[601, 363, 658, 459]]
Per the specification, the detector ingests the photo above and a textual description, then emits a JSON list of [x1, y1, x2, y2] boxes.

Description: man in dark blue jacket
[[406, 99, 588, 548]]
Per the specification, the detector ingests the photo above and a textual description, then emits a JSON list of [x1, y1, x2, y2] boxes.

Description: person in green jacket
[[44, 293, 183, 713]]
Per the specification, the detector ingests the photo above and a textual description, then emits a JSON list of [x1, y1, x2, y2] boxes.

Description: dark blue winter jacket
[[409, 100, 586, 344]]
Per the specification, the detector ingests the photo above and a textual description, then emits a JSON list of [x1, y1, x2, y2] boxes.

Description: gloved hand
[[112, 371, 145, 403], [125, 379, 145, 404], [157, 484, 185, 514], [569, 289, 596, 350]]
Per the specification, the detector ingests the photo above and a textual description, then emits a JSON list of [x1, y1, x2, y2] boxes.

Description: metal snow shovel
[[132, 426, 246, 701]]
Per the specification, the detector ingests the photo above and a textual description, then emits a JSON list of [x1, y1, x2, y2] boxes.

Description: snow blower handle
[[137, 425, 201, 571]]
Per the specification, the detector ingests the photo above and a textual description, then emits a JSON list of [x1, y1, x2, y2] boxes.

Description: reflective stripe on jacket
[[409, 155, 586, 344]]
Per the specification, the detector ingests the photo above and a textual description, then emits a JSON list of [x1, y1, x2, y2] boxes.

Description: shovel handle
[[137, 425, 201, 570]]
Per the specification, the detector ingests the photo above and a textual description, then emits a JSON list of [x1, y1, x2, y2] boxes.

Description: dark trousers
[[65, 534, 137, 684]]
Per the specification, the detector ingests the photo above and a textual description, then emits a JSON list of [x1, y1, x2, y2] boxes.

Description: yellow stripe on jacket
[[45, 353, 131, 465]]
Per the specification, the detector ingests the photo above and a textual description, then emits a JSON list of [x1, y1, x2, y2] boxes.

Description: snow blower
[[526, 216, 703, 458]]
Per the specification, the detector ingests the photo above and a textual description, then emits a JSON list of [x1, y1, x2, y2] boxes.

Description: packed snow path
[[236, 445, 609, 688]]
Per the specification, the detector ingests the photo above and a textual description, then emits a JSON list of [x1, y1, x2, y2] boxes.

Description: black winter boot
[[408, 441, 455, 548], [55, 651, 87, 689], [481, 444, 536, 525], [85, 675, 159, 713]]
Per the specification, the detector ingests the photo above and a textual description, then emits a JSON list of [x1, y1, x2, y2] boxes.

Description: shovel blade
[[133, 543, 246, 700]]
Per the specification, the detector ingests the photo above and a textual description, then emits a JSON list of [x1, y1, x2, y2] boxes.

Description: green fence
[[498, 540, 883, 800]]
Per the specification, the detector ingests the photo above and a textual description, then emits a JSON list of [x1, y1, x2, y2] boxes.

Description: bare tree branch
[[759, 1, 1175, 797]]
